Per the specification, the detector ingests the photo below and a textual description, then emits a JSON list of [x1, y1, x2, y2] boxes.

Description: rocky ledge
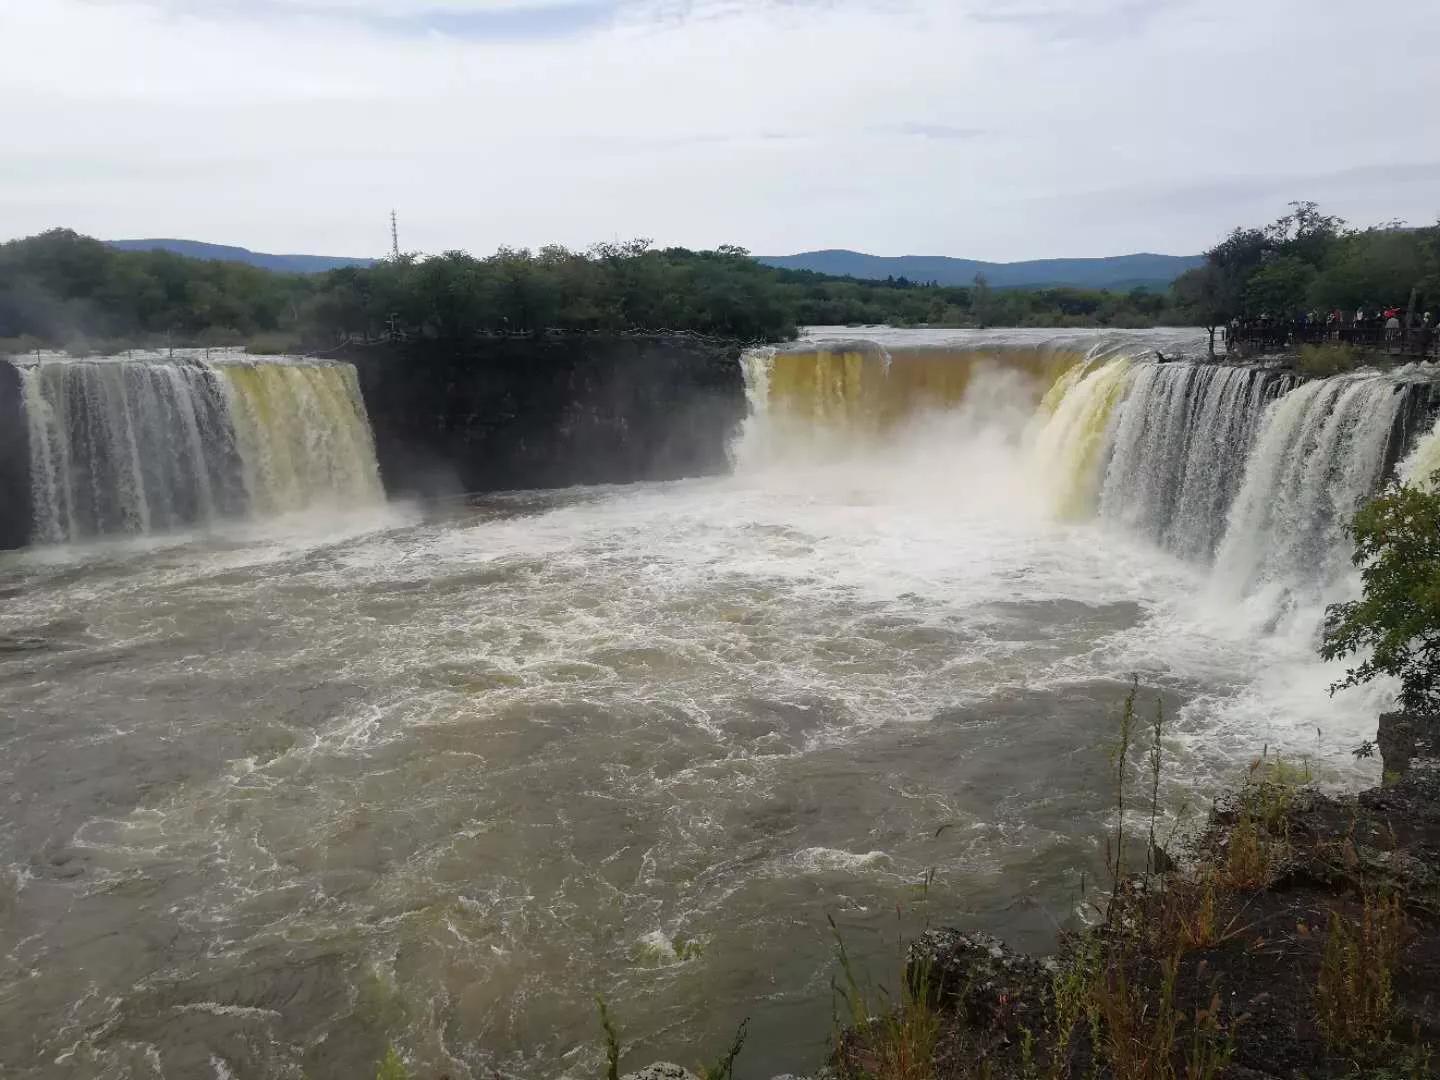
[[335, 335, 747, 498]]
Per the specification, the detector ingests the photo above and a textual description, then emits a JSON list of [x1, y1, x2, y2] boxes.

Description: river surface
[[0, 330, 1393, 1079]]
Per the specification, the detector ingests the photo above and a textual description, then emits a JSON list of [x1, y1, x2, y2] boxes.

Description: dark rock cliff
[[337, 335, 748, 497], [0, 362, 32, 550]]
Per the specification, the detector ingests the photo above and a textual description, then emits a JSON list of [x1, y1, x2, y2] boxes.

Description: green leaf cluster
[[1322, 477, 1440, 714]]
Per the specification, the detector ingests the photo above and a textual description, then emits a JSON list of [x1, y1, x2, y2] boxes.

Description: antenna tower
[[390, 209, 400, 259]]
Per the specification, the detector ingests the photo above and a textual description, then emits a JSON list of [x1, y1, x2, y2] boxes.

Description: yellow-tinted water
[[1027, 358, 1136, 518], [756, 345, 1083, 461], [218, 361, 384, 514]]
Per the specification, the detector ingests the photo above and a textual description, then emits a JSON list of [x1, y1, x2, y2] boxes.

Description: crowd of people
[[1229, 306, 1437, 351]]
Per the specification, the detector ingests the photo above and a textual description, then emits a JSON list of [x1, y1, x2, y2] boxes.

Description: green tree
[[1172, 264, 1229, 355], [1265, 199, 1344, 267], [1244, 255, 1316, 317], [1322, 478, 1440, 714], [1308, 227, 1427, 312], [1420, 221, 1440, 304]]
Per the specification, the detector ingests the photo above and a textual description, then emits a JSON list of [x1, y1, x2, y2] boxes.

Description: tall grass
[[1316, 891, 1407, 1053], [1106, 678, 1140, 924], [829, 913, 941, 1080]]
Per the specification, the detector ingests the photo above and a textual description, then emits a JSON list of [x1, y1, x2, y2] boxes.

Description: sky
[[2, 0, 1439, 261]]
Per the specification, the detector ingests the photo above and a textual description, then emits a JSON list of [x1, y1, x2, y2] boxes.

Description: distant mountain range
[[106, 238, 1202, 291], [107, 238, 376, 274], [756, 249, 1203, 291]]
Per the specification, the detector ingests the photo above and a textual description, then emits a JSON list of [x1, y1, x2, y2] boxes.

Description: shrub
[[1323, 480, 1440, 714], [1297, 343, 1365, 376]]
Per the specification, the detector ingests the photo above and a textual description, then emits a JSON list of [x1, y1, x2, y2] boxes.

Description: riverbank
[[619, 710, 1440, 1080], [830, 710, 1440, 1079]]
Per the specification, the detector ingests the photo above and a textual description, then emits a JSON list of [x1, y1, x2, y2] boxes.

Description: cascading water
[[738, 340, 1082, 465], [1399, 404, 1440, 489], [1026, 353, 1134, 519], [1098, 364, 1299, 559], [219, 361, 383, 517], [743, 337, 1435, 607], [6, 350, 383, 545], [1211, 373, 1411, 603]]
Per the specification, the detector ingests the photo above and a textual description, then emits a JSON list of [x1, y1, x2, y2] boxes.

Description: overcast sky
[[3, 0, 1438, 261]]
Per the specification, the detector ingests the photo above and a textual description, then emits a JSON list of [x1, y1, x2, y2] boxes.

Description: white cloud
[[2, 0, 1437, 259]]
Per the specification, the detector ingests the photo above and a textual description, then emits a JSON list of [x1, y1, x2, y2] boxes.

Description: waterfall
[[6, 351, 383, 545], [1399, 409, 1440, 490], [738, 342, 1081, 464], [1098, 364, 1299, 559], [1211, 374, 1410, 601], [1026, 355, 1134, 518], [740, 340, 1436, 607], [219, 361, 383, 516]]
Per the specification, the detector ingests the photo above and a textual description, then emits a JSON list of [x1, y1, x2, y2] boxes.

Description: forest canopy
[[2, 208, 1435, 352], [0, 230, 1177, 350]]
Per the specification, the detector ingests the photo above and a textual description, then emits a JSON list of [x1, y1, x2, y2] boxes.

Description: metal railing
[[1227, 321, 1439, 360]]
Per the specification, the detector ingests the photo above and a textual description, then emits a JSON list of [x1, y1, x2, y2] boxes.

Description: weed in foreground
[[1316, 891, 1408, 1054], [1105, 678, 1141, 920], [1216, 810, 1275, 892], [595, 993, 750, 1080], [1047, 934, 1102, 1078], [1243, 750, 1308, 832], [596, 994, 623, 1080], [700, 1019, 750, 1080], [1092, 950, 1235, 1080], [1153, 877, 1221, 953], [1093, 954, 1180, 1080], [829, 914, 941, 1080]]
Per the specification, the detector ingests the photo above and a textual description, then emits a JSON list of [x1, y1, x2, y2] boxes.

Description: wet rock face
[[1377, 709, 1440, 779], [339, 336, 747, 498], [909, 929, 1054, 1030], [0, 361, 32, 550]]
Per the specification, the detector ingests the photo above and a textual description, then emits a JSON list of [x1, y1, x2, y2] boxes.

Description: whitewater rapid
[[0, 329, 1431, 1079]]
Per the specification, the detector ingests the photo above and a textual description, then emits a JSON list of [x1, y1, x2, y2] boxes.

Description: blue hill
[[758, 249, 1202, 290], [107, 238, 376, 274], [105, 239, 1201, 290]]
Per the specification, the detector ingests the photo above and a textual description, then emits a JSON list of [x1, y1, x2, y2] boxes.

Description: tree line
[[3, 210, 1435, 353], [0, 230, 1182, 352]]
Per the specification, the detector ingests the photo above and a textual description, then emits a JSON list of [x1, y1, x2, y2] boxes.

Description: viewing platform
[[1227, 322, 1440, 362]]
